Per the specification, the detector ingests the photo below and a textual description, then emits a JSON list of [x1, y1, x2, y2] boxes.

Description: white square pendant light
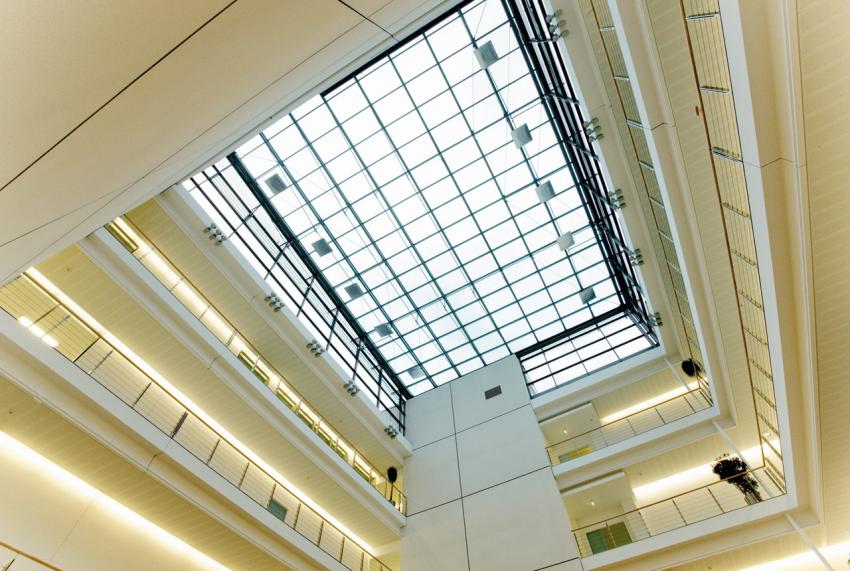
[[265, 173, 287, 194], [557, 231, 575, 251], [474, 40, 499, 70], [344, 283, 365, 300], [373, 323, 393, 338], [511, 124, 533, 148], [312, 238, 333, 257], [535, 181, 555, 203], [579, 287, 596, 304]]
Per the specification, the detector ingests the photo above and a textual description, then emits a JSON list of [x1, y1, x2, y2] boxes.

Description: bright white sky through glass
[[233, 0, 622, 394]]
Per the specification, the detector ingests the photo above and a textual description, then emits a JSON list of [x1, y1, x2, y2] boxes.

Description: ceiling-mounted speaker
[[474, 40, 499, 70], [407, 365, 425, 379]]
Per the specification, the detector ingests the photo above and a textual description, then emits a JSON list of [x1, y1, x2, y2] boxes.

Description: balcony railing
[[105, 217, 405, 513], [546, 388, 711, 466], [0, 274, 393, 571], [0, 540, 60, 570], [681, 0, 785, 489], [571, 467, 783, 557]]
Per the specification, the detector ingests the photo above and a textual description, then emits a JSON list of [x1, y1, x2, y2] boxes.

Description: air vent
[[484, 385, 502, 400]]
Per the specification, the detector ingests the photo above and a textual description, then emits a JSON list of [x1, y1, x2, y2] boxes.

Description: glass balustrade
[[106, 217, 405, 514], [546, 388, 711, 465], [0, 540, 60, 570], [0, 273, 394, 571], [572, 467, 784, 557]]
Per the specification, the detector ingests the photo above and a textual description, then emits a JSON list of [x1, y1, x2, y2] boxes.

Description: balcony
[[546, 386, 711, 466], [570, 467, 785, 558], [0, 272, 393, 571], [104, 216, 405, 513], [0, 540, 58, 570]]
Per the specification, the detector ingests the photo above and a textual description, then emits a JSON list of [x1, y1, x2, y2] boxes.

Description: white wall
[[401, 356, 580, 571], [0, 431, 228, 571]]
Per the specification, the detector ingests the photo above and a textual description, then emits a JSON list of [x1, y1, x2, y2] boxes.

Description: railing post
[[206, 439, 220, 464], [292, 502, 302, 529], [339, 536, 346, 562], [170, 411, 189, 438], [237, 462, 250, 488], [671, 498, 686, 525], [706, 487, 724, 513], [72, 337, 101, 364], [87, 348, 114, 375], [316, 520, 325, 547], [624, 417, 637, 437]]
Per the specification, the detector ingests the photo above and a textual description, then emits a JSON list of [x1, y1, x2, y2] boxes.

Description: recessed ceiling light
[[562, 428, 568, 435], [265, 173, 287, 194], [312, 238, 333, 257], [589, 499, 596, 507], [344, 283, 365, 300], [535, 181, 555, 204], [474, 40, 499, 70], [511, 124, 533, 148]]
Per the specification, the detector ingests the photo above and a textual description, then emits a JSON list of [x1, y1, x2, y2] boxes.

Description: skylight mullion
[[287, 101, 443, 387], [341, 77, 480, 383], [457, 10, 588, 336], [380, 49, 518, 369], [418, 30, 545, 358], [349, 201, 599, 331], [302, 69, 544, 202]]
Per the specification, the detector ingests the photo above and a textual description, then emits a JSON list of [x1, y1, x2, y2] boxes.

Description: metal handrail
[[0, 540, 61, 570], [571, 467, 780, 557], [546, 387, 710, 465], [106, 216, 406, 513], [0, 274, 393, 571]]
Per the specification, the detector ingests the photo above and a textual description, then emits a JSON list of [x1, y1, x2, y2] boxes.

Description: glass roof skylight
[[228, 0, 630, 395], [183, 0, 658, 399]]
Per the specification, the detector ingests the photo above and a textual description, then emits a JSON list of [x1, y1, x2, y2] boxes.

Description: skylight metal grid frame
[[184, 0, 657, 397], [183, 159, 409, 431]]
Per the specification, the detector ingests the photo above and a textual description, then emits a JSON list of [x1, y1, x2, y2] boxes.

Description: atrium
[[0, 0, 846, 570]]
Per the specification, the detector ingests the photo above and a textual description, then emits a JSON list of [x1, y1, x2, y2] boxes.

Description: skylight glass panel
[[221, 0, 628, 393], [181, 0, 658, 400]]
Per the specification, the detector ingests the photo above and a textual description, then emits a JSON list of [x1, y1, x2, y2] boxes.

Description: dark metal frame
[[185, 0, 657, 405], [185, 161, 409, 431]]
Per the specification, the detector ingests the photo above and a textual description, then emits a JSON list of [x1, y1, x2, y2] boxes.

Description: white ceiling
[[0, 0, 453, 282]]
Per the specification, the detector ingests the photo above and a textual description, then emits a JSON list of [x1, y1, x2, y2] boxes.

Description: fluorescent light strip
[[23, 268, 374, 553], [0, 431, 229, 570], [632, 442, 777, 503], [599, 382, 700, 424]]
